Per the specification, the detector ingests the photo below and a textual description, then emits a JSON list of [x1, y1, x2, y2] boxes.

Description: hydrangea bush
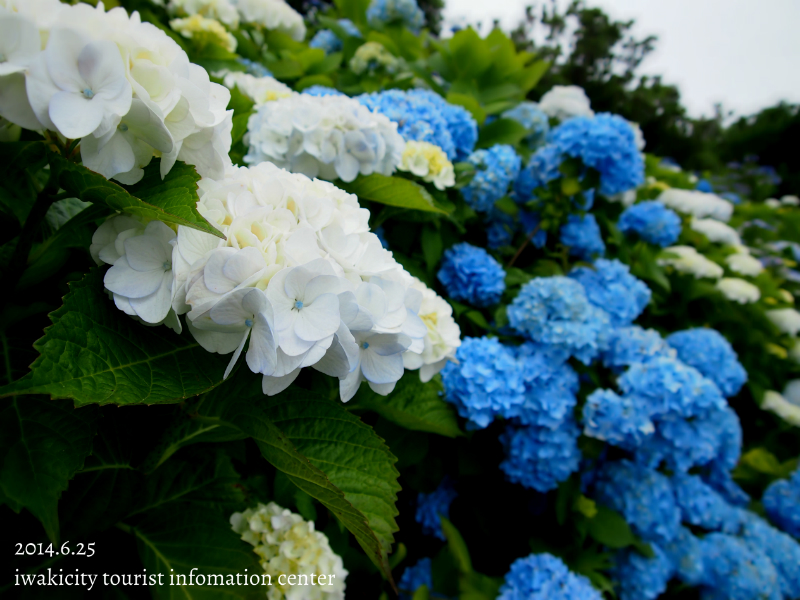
[[2, 0, 799, 598]]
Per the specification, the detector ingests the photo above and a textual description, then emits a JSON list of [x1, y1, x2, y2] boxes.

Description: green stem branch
[[507, 223, 541, 269]]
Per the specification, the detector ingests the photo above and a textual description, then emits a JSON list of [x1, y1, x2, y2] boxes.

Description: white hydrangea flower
[[3, 1, 232, 184], [231, 0, 306, 42], [690, 217, 741, 246], [716, 278, 760, 304], [398, 141, 455, 190], [767, 308, 800, 336], [170, 15, 237, 53], [244, 94, 405, 183], [629, 121, 645, 152], [222, 72, 294, 106], [781, 195, 800, 206], [725, 252, 763, 276], [167, 0, 240, 28], [658, 246, 723, 279], [348, 41, 399, 75], [538, 85, 594, 121], [762, 390, 800, 427], [608, 189, 638, 207], [765, 198, 781, 208], [402, 277, 461, 382], [231, 502, 347, 600], [657, 189, 733, 222]]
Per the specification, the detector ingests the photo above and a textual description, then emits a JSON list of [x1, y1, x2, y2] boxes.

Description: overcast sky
[[442, 0, 800, 119]]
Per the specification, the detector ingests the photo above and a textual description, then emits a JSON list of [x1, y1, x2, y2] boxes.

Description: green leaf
[[459, 571, 504, 600], [412, 585, 430, 600], [227, 86, 255, 116], [421, 225, 443, 271], [446, 92, 486, 125], [0, 398, 99, 543], [476, 118, 528, 149], [231, 112, 252, 146], [194, 376, 401, 581], [0, 268, 231, 406], [588, 505, 636, 549], [0, 141, 47, 223], [333, 0, 370, 24], [337, 174, 453, 214], [127, 505, 263, 600], [440, 517, 472, 574], [350, 375, 463, 438], [465, 310, 489, 329], [49, 154, 224, 239], [505, 267, 533, 287]]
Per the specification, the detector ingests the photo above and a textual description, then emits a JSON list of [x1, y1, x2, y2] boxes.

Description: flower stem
[[507, 223, 541, 269]]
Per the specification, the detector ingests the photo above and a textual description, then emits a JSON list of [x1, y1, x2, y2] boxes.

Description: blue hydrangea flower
[[437, 242, 506, 307], [666, 329, 747, 398], [441, 337, 525, 429], [497, 553, 602, 600], [722, 192, 742, 205], [618, 201, 682, 247], [601, 326, 674, 370], [559, 214, 606, 260], [762, 468, 800, 538], [508, 277, 612, 364], [415, 479, 457, 540], [506, 343, 578, 428], [593, 460, 680, 545], [582, 388, 655, 449], [612, 544, 674, 600], [486, 220, 514, 249], [703, 467, 751, 508], [696, 179, 713, 193], [569, 259, 651, 327], [358, 89, 477, 160], [500, 419, 581, 492], [699, 533, 781, 600], [502, 101, 550, 148], [398, 557, 432, 598], [547, 113, 645, 196], [740, 510, 800, 598], [462, 145, 522, 212], [236, 57, 271, 77], [514, 144, 563, 201], [617, 357, 726, 418], [663, 526, 706, 586], [671, 473, 743, 533], [301, 85, 345, 97], [366, 0, 424, 32], [309, 30, 342, 54], [373, 225, 389, 249]]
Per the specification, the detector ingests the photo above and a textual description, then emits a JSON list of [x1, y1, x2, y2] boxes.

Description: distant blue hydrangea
[[618, 201, 682, 247], [398, 558, 432, 598], [500, 419, 581, 492], [569, 259, 651, 327], [699, 534, 781, 600], [508, 277, 612, 365], [437, 243, 506, 307], [666, 329, 747, 398], [506, 343, 578, 428], [415, 479, 457, 540], [497, 553, 602, 600], [671, 473, 743, 533], [582, 389, 655, 449], [502, 101, 550, 148], [548, 113, 645, 196], [441, 337, 525, 429], [762, 468, 800, 538], [484, 208, 546, 250], [740, 510, 800, 598], [519, 210, 549, 247], [601, 326, 674, 370], [612, 544, 674, 600], [236, 57, 271, 77], [366, 0, 424, 32], [486, 220, 514, 249], [663, 526, 706, 586], [696, 179, 713, 193], [617, 357, 726, 419], [514, 144, 563, 201], [358, 89, 477, 160], [309, 29, 342, 54], [373, 226, 389, 249], [722, 192, 742, 205], [559, 214, 606, 260], [302, 85, 345, 97], [462, 145, 522, 212], [593, 460, 680, 545]]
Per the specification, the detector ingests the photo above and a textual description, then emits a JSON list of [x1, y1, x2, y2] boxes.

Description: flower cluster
[[358, 89, 477, 160], [244, 93, 405, 182], [658, 188, 734, 221], [559, 214, 606, 260], [398, 558, 432, 598], [538, 85, 595, 121], [666, 329, 747, 397], [501, 101, 550, 148], [234, 0, 306, 41], [569, 259, 651, 327], [437, 243, 506, 307], [514, 144, 564, 201], [167, 0, 240, 28], [497, 553, 602, 600], [462, 144, 522, 212], [762, 467, 800, 538], [658, 245, 724, 279], [398, 141, 455, 190], [230, 502, 348, 600], [309, 19, 361, 54], [170, 14, 238, 52], [366, 0, 425, 32], [222, 72, 294, 106], [0, 1, 232, 184], [618, 201, 682, 247], [348, 41, 400, 75], [601, 326, 675, 370], [415, 479, 457, 540], [690, 217, 741, 245]]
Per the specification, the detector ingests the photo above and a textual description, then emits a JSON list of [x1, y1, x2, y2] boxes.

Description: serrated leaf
[[193, 375, 401, 582], [0, 398, 99, 543], [128, 505, 263, 600], [440, 517, 472, 574], [476, 118, 528, 149], [337, 174, 453, 214], [49, 153, 223, 238], [0, 268, 231, 406], [350, 375, 463, 438]]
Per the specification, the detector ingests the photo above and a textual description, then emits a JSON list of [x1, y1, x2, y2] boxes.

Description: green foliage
[[337, 173, 454, 214]]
